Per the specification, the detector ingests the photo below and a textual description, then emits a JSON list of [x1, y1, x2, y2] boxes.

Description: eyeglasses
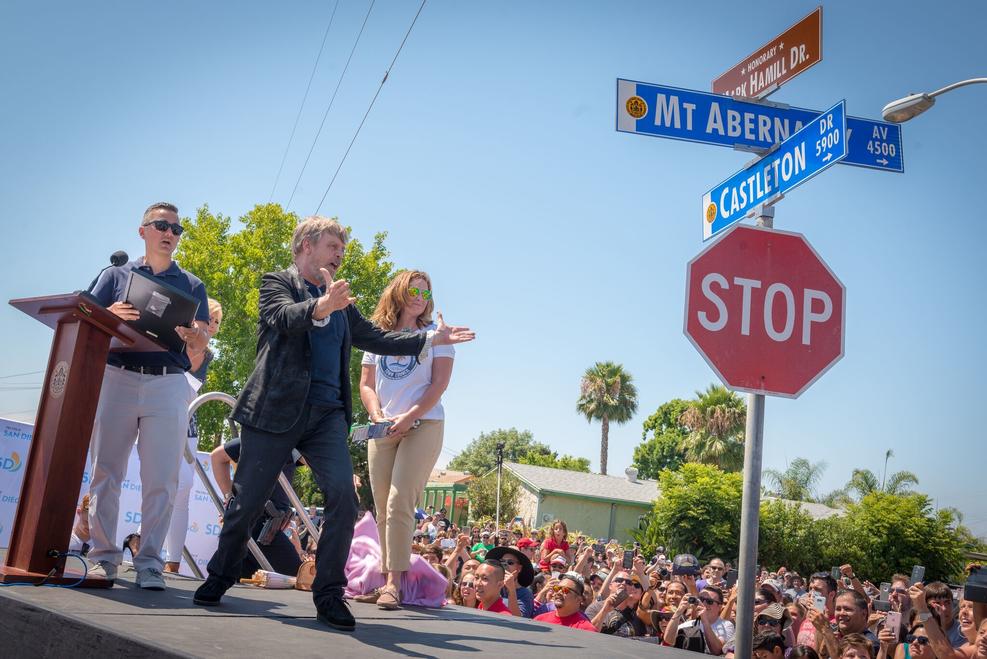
[[699, 596, 721, 606], [461, 581, 475, 588], [710, 566, 725, 571], [756, 618, 781, 626], [142, 220, 184, 236], [501, 559, 519, 567], [905, 635, 930, 646], [614, 578, 643, 589], [408, 287, 432, 300], [754, 597, 768, 605], [550, 585, 576, 596]]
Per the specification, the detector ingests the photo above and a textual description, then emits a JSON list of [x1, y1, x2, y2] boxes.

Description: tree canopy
[[447, 428, 590, 475], [576, 361, 639, 475], [633, 398, 691, 479]]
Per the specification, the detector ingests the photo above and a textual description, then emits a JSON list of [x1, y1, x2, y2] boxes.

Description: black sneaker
[[316, 597, 356, 632], [193, 576, 232, 606]]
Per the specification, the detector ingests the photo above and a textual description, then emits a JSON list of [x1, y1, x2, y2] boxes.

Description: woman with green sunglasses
[[357, 270, 466, 610]]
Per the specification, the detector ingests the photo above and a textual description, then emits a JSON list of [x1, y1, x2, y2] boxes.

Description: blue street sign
[[616, 79, 903, 173], [702, 100, 847, 240]]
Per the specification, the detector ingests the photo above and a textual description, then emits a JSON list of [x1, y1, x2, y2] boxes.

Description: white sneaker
[[136, 567, 166, 590], [89, 561, 118, 581]]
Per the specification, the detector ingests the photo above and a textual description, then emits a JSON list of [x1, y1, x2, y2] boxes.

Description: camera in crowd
[[672, 553, 701, 576], [965, 565, 987, 603]]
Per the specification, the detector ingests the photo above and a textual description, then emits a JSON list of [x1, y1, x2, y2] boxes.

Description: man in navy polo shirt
[[86, 201, 210, 591]]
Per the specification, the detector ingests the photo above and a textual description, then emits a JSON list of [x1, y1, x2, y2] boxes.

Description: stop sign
[[684, 224, 845, 398]]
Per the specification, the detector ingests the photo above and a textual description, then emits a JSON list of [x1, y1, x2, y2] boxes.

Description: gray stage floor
[[0, 564, 697, 658]]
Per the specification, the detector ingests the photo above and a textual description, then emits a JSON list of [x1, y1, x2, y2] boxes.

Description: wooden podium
[[1, 293, 165, 586]]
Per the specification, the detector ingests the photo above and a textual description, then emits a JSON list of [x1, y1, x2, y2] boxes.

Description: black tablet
[[123, 269, 200, 352]]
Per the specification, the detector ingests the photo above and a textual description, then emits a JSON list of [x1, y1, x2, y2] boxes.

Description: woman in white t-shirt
[[358, 270, 456, 610]]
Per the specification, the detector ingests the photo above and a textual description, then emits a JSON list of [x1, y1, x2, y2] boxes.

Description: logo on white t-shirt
[[379, 355, 417, 380]]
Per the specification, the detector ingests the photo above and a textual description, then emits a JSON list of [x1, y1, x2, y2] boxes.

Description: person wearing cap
[[516, 537, 539, 563], [535, 573, 597, 632], [487, 546, 535, 618], [723, 602, 794, 658], [471, 532, 494, 560]]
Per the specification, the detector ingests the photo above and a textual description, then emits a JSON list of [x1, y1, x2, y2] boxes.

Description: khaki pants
[[368, 420, 444, 572]]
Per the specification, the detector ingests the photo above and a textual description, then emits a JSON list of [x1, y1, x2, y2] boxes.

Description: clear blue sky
[[2, 1, 985, 537]]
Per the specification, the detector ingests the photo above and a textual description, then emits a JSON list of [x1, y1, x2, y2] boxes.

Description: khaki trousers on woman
[[368, 419, 444, 572]]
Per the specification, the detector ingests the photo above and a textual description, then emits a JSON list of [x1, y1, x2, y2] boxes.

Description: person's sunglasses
[[461, 582, 475, 589], [614, 578, 643, 589], [699, 596, 721, 606], [550, 585, 575, 596], [501, 559, 519, 567], [408, 287, 432, 300], [657, 586, 667, 592], [142, 220, 184, 236], [754, 597, 768, 605], [756, 618, 781, 627], [905, 635, 930, 646]]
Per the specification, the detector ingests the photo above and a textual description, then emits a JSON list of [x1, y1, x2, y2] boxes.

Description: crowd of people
[[388, 515, 987, 658]]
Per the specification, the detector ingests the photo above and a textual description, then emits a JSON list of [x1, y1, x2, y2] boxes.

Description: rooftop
[[426, 469, 473, 486], [504, 462, 659, 506]]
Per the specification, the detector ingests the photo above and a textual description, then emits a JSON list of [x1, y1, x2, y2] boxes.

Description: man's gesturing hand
[[312, 267, 356, 320], [432, 312, 476, 346]]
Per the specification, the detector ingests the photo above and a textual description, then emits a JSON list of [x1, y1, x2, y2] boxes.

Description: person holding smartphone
[[358, 270, 461, 610]]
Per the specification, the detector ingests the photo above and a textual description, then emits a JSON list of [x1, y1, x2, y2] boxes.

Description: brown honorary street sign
[[712, 6, 822, 99]]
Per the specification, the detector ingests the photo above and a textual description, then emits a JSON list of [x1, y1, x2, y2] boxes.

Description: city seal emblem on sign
[[625, 95, 648, 119], [705, 202, 718, 224], [49, 360, 70, 399]]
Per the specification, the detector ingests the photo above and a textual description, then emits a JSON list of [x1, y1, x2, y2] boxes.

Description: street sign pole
[[734, 205, 773, 659]]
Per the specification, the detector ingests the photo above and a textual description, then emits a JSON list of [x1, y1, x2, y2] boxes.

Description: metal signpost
[[616, 79, 903, 172], [712, 6, 823, 98], [702, 100, 847, 240]]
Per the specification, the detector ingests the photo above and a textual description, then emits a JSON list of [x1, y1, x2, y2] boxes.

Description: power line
[[285, 0, 377, 211], [0, 370, 43, 380], [315, 0, 427, 215], [268, 0, 341, 203]]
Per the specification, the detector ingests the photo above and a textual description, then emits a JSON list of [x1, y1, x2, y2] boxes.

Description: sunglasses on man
[[613, 577, 643, 589], [408, 287, 431, 300], [550, 584, 577, 596], [699, 595, 722, 606], [756, 617, 781, 627], [904, 635, 930, 646], [142, 219, 184, 236]]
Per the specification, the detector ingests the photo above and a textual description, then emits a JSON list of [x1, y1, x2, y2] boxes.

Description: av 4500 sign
[[684, 225, 845, 398]]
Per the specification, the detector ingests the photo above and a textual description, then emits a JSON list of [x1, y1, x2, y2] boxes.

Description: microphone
[[82, 250, 129, 297]]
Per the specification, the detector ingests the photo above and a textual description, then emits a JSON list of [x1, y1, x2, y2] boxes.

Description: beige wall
[[516, 488, 539, 528], [534, 493, 649, 543]]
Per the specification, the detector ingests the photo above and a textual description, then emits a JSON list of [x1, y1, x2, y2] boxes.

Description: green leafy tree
[[518, 449, 591, 472], [764, 458, 828, 502], [447, 428, 547, 476], [635, 463, 743, 561], [758, 499, 825, 575], [175, 203, 399, 506], [845, 468, 919, 500], [633, 398, 691, 479], [680, 384, 746, 471], [576, 362, 639, 475], [816, 492, 969, 582], [466, 471, 521, 523]]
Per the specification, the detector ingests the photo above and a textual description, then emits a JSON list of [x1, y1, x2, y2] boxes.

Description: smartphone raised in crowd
[[613, 589, 630, 606], [812, 592, 827, 613], [439, 538, 456, 550], [911, 565, 926, 585], [885, 611, 902, 642], [724, 569, 739, 588], [622, 550, 634, 569]]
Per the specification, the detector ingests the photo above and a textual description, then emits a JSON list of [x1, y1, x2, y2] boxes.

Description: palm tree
[[577, 362, 639, 475], [679, 384, 746, 471], [846, 467, 919, 500], [764, 458, 827, 502]]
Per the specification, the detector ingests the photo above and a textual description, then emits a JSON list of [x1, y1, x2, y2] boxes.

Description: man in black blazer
[[194, 216, 474, 632]]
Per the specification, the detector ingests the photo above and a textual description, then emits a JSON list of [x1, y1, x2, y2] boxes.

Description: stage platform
[[0, 565, 697, 658]]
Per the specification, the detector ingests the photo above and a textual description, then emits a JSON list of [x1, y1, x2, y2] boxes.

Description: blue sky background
[[2, 1, 985, 537]]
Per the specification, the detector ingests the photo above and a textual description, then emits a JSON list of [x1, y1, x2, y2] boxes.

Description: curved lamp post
[[882, 78, 987, 122]]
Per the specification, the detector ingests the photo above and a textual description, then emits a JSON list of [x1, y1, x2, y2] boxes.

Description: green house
[[504, 462, 659, 542]]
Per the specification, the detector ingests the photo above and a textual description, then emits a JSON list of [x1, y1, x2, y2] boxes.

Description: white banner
[[0, 417, 223, 577]]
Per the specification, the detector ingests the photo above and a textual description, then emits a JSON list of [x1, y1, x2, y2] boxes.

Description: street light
[[882, 78, 987, 122]]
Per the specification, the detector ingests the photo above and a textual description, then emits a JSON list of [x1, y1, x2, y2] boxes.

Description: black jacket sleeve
[[346, 305, 427, 359], [258, 272, 320, 336]]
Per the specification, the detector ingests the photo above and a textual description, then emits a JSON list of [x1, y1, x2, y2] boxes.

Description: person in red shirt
[[535, 573, 598, 632], [475, 560, 513, 615], [539, 520, 571, 564]]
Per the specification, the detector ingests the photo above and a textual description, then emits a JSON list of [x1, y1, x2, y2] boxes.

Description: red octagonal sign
[[685, 224, 845, 398]]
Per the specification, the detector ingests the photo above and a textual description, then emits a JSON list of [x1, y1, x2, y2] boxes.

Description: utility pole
[[494, 440, 505, 533]]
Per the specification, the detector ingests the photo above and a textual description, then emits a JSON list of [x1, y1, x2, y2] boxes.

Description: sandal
[[377, 585, 401, 610], [122, 533, 141, 559], [353, 587, 383, 604]]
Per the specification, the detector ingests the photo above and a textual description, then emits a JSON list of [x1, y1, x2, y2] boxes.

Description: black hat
[[486, 546, 534, 588]]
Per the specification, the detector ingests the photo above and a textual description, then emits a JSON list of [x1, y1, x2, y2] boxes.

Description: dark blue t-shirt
[[304, 281, 344, 408], [91, 258, 209, 370]]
